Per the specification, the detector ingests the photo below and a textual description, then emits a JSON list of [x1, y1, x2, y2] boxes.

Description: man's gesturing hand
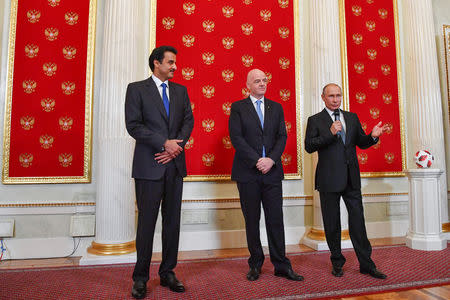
[[371, 121, 389, 138]]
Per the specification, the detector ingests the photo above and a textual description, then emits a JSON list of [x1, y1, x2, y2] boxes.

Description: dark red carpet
[[1, 245, 449, 299]]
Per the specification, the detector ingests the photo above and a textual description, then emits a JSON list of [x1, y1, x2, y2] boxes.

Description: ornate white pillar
[[81, 0, 150, 263], [406, 169, 446, 250], [302, 0, 351, 250], [402, 0, 449, 232]]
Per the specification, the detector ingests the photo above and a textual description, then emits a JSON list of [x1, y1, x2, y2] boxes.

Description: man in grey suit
[[125, 46, 194, 298], [229, 69, 303, 282], [304, 83, 387, 279]]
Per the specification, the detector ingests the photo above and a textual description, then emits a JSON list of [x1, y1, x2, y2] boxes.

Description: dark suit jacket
[[229, 97, 287, 183], [125, 77, 194, 180], [304, 109, 377, 192]]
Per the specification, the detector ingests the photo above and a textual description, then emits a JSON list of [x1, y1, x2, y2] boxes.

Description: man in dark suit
[[125, 46, 194, 298], [229, 69, 303, 282], [304, 83, 388, 279]]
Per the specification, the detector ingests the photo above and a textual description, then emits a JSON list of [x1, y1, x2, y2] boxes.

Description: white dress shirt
[[325, 107, 346, 132], [152, 74, 170, 101], [250, 95, 265, 117]]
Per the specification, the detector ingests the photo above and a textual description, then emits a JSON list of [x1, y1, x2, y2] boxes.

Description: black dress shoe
[[274, 268, 304, 281], [360, 268, 387, 279], [160, 273, 185, 293], [332, 266, 344, 277], [246, 267, 261, 281], [131, 280, 147, 299]]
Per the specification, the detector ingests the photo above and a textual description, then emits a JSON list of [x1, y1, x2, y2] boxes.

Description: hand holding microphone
[[330, 109, 343, 136]]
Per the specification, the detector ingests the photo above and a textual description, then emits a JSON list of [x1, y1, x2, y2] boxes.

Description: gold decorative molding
[[0, 202, 95, 208], [338, 0, 406, 178], [87, 241, 136, 256], [306, 228, 350, 241], [181, 196, 313, 203], [444, 25, 450, 125], [443, 222, 450, 233], [2, 0, 97, 184], [361, 192, 408, 197]]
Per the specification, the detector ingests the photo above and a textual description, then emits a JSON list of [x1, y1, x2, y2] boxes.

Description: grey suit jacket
[[229, 97, 287, 183], [125, 77, 194, 180]]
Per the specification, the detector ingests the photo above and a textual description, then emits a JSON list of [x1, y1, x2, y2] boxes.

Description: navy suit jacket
[[125, 77, 194, 180], [229, 97, 287, 183], [304, 109, 377, 192]]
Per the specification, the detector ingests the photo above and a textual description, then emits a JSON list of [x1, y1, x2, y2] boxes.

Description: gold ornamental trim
[[87, 241, 136, 256], [0, 202, 95, 208], [338, 0, 406, 178], [149, 0, 302, 181], [443, 222, 450, 233], [182, 195, 313, 203], [444, 25, 450, 125], [362, 192, 407, 197], [2, 0, 97, 184], [306, 229, 350, 241]]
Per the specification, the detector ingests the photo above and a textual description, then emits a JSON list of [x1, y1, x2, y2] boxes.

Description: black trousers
[[132, 164, 183, 282], [319, 184, 376, 271], [237, 178, 291, 272]]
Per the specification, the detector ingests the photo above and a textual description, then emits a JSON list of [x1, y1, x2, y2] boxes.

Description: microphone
[[333, 109, 340, 121], [333, 109, 342, 137]]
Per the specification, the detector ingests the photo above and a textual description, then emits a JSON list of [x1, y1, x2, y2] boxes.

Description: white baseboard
[[0, 237, 93, 260], [0, 220, 412, 261], [365, 220, 409, 238]]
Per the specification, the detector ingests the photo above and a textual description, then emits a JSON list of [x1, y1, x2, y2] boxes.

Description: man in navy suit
[[305, 83, 387, 279], [125, 46, 194, 298], [229, 69, 303, 282]]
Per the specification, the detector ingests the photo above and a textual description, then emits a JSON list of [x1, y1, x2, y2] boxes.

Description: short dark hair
[[322, 83, 342, 95], [149, 46, 177, 71]]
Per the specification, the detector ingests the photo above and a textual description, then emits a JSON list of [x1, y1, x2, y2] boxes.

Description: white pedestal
[[405, 169, 446, 251]]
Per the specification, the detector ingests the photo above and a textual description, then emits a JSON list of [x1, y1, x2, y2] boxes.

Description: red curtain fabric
[[154, 0, 299, 179], [4, 0, 93, 182], [343, 0, 404, 174]]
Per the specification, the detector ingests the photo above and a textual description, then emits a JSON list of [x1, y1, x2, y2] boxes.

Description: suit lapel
[[168, 82, 177, 129], [244, 98, 263, 131], [263, 99, 272, 132], [320, 108, 333, 129], [342, 110, 352, 145], [145, 77, 169, 124]]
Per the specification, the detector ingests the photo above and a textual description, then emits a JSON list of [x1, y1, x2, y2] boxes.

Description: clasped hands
[[256, 157, 274, 174], [155, 139, 183, 164]]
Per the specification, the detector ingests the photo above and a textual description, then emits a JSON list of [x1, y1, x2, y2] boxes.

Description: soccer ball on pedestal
[[414, 150, 434, 168]]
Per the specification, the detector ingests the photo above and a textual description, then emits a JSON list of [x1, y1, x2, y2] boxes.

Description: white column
[[302, 0, 351, 250], [81, 0, 150, 264], [406, 169, 446, 250], [402, 0, 449, 229]]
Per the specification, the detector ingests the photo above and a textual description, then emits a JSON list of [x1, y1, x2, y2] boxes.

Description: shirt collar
[[250, 95, 265, 104], [325, 106, 340, 117], [152, 74, 168, 87]]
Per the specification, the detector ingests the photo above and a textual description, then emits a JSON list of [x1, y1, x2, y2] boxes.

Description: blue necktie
[[161, 83, 170, 117], [256, 100, 266, 157]]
